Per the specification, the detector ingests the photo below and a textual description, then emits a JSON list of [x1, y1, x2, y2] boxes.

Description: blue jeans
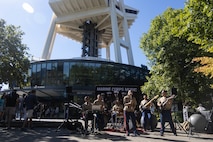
[[124, 111, 137, 134], [160, 110, 176, 135], [94, 112, 104, 131], [141, 110, 153, 131]]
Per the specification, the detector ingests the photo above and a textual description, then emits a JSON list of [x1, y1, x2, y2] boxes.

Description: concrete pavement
[[0, 119, 213, 142], [0, 125, 213, 142]]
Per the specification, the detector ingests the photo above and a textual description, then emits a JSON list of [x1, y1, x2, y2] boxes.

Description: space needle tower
[[42, 0, 138, 65]]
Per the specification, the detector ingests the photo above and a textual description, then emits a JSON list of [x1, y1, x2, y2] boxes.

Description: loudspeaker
[[66, 86, 72, 94], [171, 87, 177, 95], [66, 86, 73, 101]]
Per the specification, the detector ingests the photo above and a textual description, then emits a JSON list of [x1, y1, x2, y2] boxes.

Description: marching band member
[[157, 90, 177, 136], [93, 94, 105, 131], [123, 90, 139, 136], [82, 96, 92, 133], [111, 99, 123, 126], [139, 94, 154, 132]]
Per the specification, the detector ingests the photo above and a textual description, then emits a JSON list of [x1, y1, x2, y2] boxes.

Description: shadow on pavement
[[0, 127, 77, 142], [141, 135, 187, 142], [0, 127, 130, 142]]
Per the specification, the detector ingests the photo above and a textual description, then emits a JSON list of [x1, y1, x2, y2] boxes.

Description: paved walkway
[[0, 126, 213, 142], [0, 119, 213, 142]]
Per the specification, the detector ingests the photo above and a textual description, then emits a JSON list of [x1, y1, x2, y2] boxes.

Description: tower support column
[[110, 0, 122, 63], [42, 14, 57, 59]]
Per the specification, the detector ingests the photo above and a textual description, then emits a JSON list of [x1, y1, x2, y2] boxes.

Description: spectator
[[4, 90, 19, 129], [21, 90, 38, 130], [195, 103, 206, 112], [0, 93, 6, 121], [17, 94, 26, 120]]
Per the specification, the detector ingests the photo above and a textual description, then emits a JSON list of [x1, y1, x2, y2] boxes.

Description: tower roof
[[49, 0, 138, 48]]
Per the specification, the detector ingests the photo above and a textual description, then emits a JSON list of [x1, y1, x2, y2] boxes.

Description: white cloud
[[22, 2, 34, 13]]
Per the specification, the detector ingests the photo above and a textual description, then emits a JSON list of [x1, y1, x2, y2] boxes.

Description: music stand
[[56, 102, 83, 132], [92, 105, 102, 111], [171, 104, 187, 134], [56, 103, 70, 132], [165, 103, 187, 134], [91, 105, 102, 134], [173, 112, 188, 134]]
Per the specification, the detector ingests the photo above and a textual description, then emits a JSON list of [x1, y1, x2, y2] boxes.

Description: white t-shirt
[[196, 106, 206, 112]]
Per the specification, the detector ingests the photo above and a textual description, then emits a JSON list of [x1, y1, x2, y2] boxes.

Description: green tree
[[140, 8, 213, 106], [0, 19, 30, 89], [171, 0, 213, 84]]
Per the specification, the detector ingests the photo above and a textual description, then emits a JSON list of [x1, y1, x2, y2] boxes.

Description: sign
[[183, 106, 189, 122], [96, 85, 138, 93]]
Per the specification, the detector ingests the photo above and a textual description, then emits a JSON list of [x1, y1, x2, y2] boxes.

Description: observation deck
[[43, 0, 139, 65], [49, 0, 138, 47]]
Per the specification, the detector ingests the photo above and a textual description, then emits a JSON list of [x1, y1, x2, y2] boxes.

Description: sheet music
[[92, 105, 102, 111]]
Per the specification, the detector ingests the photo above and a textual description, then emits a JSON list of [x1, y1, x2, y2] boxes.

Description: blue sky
[[0, 0, 186, 68]]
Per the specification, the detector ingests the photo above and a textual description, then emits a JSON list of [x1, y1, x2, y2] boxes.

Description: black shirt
[[5, 92, 19, 107]]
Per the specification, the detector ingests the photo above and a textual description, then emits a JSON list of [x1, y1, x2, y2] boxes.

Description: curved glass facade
[[30, 58, 149, 103]]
